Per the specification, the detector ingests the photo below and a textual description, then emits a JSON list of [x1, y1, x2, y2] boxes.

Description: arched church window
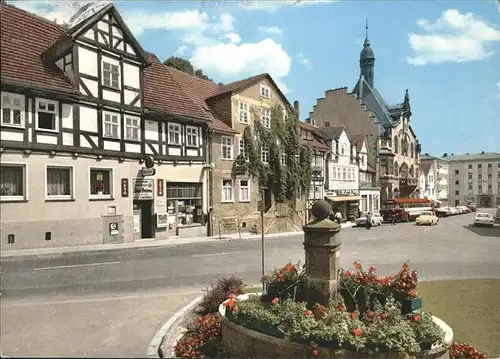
[[394, 136, 399, 153], [394, 161, 399, 177]]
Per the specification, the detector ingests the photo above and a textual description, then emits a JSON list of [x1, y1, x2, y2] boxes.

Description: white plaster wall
[[78, 46, 98, 77]]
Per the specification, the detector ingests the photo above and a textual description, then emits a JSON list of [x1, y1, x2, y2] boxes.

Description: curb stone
[[147, 295, 202, 358]]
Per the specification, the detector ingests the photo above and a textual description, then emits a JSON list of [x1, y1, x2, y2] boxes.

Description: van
[[495, 207, 500, 224]]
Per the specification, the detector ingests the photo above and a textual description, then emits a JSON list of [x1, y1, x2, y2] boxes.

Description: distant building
[[351, 134, 380, 213], [444, 152, 500, 207], [419, 154, 450, 205], [306, 25, 421, 203]]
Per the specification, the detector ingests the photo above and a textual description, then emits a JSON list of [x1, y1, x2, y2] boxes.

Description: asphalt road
[[1, 209, 499, 357]]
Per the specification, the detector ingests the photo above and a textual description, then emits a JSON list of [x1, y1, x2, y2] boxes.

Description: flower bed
[[339, 261, 421, 315], [261, 261, 307, 302], [449, 343, 489, 359], [222, 293, 448, 358]]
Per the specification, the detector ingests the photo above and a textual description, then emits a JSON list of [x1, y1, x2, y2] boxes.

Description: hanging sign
[[157, 179, 164, 197], [121, 178, 129, 197]]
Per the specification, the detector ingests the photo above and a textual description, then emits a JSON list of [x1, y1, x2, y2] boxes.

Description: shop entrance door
[[133, 200, 154, 239]]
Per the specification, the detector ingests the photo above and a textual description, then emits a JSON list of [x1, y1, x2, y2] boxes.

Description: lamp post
[[259, 186, 268, 291]]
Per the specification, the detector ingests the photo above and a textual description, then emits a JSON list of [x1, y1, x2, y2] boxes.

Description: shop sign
[[157, 179, 164, 197], [133, 178, 154, 200], [141, 167, 156, 176], [121, 178, 129, 197], [109, 222, 119, 236], [335, 190, 357, 196]]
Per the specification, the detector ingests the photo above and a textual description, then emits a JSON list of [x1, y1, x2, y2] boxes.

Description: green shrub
[[199, 276, 246, 315]]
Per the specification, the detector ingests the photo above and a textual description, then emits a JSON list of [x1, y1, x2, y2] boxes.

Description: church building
[[307, 24, 422, 203]]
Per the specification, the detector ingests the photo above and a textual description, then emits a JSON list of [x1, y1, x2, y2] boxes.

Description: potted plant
[[390, 262, 422, 314], [95, 183, 105, 195]]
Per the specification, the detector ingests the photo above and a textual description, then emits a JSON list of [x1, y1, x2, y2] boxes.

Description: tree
[[163, 56, 222, 84]]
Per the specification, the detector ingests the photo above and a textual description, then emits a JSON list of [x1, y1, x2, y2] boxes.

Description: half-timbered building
[[0, 2, 227, 249]]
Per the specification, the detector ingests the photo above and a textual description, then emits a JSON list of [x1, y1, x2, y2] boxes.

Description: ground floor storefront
[[359, 188, 381, 213], [325, 191, 361, 222], [0, 152, 209, 249]]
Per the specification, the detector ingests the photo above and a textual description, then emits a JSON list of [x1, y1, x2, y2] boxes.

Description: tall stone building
[[308, 26, 422, 202]]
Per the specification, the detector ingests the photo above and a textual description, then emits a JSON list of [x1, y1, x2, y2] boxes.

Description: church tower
[[360, 20, 375, 88]]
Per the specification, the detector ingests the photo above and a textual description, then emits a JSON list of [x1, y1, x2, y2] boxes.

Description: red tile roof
[[0, 2, 78, 93]]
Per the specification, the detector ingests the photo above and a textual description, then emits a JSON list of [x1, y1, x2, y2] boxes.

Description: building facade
[[351, 134, 380, 213], [307, 27, 422, 204], [445, 152, 500, 207], [0, 2, 236, 249], [419, 154, 450, 205]]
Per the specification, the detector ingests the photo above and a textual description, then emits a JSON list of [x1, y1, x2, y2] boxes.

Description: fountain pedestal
[[303, 200, 342, 307]]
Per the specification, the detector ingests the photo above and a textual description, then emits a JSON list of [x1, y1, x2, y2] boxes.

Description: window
[[281, 151, 287, 166], [468, 173, 472, 180], [332, 166, 337, 180], [166, 182, 203, 225], [468, 164, 472, 169], [238, 101, 249, 124], [488, 173, 492, 179], [103, 61, 120, 89], [125, 116, 140, 141], [455, 180, 459, 185], [348, 169, 352, 181], [488, 163, 492, 168], [222, 179, 234, 202], [488, 184, 492, 190], [261, 144, 269, 164], [168, 123, 181, 145], [239, 179, 250, 202], [239, 139, 248, 160], [468, 184, 472, 190], [337, 167, 341, 179], [221, 136, 233, 160], [324, 121, 331, 127], [455, 170, 459, 175], [478, 185, 482, 191], [260, 85, 271, 99], [260, 108, 271, 129], [186, 126, 198, 147], [478, 164, 482, 169], [1, 93, 24, 127], [46, 166, 73, 199], [89, 168, 113, 197], [455, 190, 459, 196], [0, 164, 27, 200], [342, 167, 347, 181], [36, 99, 58, 131], [103, 112, 120, 139]]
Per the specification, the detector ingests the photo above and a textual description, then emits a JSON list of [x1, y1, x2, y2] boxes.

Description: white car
[[355, 212, 383, 227], [473, 213, 495, 228], [416, 211, 439, 226]]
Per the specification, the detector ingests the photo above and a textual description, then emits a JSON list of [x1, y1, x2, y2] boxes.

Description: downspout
[[203, 126, 215, 236]]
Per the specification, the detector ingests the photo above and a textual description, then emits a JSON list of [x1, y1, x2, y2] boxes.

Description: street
[[1, 210, 499, 357]]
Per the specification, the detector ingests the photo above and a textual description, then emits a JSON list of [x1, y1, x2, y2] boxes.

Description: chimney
[[443, 153, 448, 157], [293, 100, 299, 118], [481, 151, 485, 154]]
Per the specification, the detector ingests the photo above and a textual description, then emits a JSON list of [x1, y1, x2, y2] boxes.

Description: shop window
[[0, 163, 27, 201], [166, 182, 203, 226], [89, 168, 113, 198]]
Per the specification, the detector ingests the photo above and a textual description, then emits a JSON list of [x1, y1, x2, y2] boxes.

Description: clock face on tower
[[67, 1, 111, 29]]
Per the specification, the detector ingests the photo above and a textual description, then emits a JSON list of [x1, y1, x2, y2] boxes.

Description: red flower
[[312, 349, 319, 356], [345, 270, 353, 276], [368, 264, 376, 273], [271, 297, 279, 305], [336, 304, 344, 311], [352, 328, 362, 336], [353, 260, 361, 270], [304, 310, 313, 316], [412, 314, 421, 322], [227, 293, 235, 299], [368, 311, 375, 318], [408, 290, 417, 298], [380, 312, 387, 320], [350, 312, 357, 319], [277, 273, 284, 279]]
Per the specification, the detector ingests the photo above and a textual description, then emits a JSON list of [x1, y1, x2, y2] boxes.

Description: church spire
[[359, 18, 375, 88]]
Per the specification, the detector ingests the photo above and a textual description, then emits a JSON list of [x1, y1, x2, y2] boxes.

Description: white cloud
[[225, 32, 241, 44], [218, 13, 234, 32], [258, 26, 284, 35], [239, 0, 336, 12], [407, 9, 500, 65], [11, 0, 94, 24], [174, 45, 188, 57], [190, 38, 292, 92], [297, 52, 312, 69]]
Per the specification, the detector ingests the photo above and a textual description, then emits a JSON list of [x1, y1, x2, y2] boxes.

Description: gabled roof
[[44, 4, 147, 63], [0, 2, 78, 93], [165, 66, 237, 134], [350, 134, 366, 152], [420, 162, 432, 176], [316, 126, 349, 141], [208, 73, 293, 111]]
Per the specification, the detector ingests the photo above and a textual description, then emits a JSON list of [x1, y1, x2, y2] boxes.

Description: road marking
[[360, 237, 380, 241], [32, 261, 121, 271], [191, 251, 242, 258], [423, 227, 434, 232], [0, 291, 200, 307]]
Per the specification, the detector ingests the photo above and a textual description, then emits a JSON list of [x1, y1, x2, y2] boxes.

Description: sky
[[10, 0, 500, 157]]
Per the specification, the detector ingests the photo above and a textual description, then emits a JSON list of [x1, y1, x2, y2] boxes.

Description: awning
[[427, 197, 443, 204], [326, 196, 362, 202]]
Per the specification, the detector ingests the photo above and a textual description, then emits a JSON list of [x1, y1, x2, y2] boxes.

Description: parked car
[[416, 211, 439, 226], [494, 207, 500, 225], [466, 204, 477, 212], [355, 211, 383, 227], [473, 213, 495, 228], [449, 207, 459, 215], [435, 207, 451, 217]]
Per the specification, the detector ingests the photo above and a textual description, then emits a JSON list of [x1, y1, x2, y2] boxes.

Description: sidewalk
[[0, 222, 356, 258]]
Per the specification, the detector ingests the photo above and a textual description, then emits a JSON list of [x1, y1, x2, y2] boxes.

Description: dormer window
[[260, 85, 271, 99], [102, 61, 120, 89]]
